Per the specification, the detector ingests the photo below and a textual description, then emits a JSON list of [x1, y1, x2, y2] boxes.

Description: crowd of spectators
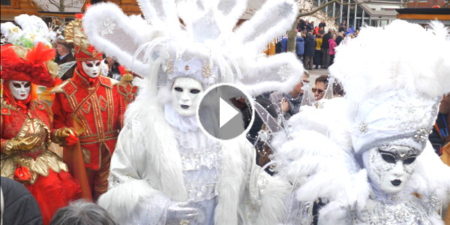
[[275, 19, 359, 70]]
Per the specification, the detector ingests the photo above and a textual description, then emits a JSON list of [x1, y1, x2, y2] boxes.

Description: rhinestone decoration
[[359, 122, 368, 134], [175, 129, 222, 202], [202, 63, 212, 78], [164, 60, 174, 74], [413, 128, 431, 144], [355, 197, 435, 225]]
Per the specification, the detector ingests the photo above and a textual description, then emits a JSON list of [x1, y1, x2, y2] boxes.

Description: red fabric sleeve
[[52, 93, 71, 130]]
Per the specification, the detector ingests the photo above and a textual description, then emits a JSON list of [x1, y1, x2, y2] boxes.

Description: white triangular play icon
[[219, 98, 239, 128]]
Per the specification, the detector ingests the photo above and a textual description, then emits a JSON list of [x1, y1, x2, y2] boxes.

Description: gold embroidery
[[0, 118, 67, 184], [65, 83, 95, 135], [98, 95, 108, 112], [1, 98, 18, 111], [105, 86, 114, 131], [81, 101, 92, 114], [1, 151, 68, 184], [14, 118, 51, 152], [90, 93, 105, 142]]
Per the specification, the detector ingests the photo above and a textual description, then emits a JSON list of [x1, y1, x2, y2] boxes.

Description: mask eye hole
[[86, 63, 93, 67], [12, 83, 21, 88], [24, 82, 31, 88], [380, 152, 397, 164], [95, 62, 101, 66], [190, 89, 200, 94], [403, 156, 416, 165], [174, 87, 183, 92]]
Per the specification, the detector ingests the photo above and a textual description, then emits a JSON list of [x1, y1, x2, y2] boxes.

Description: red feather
[[118, 65, 127, 75], [26, 42, 56, 65], [1, 45, 24, 66]]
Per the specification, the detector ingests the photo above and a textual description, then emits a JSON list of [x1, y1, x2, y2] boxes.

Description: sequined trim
[[353, 196, 437, 225], [180, 150, 222, 171], [174, 129, 223, 202], [185, 183, 218, 202]]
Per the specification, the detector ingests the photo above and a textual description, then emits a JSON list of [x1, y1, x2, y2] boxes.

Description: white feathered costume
[[273, 20, 450, 225], [82, 0, 304, 224]]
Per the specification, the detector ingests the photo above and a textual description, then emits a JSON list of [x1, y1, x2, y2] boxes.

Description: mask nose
[[180, 91, 191, 103], [391, 161, 405, 177], [19, 85, 28, 93]]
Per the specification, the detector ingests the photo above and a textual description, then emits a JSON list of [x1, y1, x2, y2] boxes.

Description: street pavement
[[306, 68, 329, 82]]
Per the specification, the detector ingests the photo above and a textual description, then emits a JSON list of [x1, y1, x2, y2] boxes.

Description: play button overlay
[[197, 83, 254, 140], [220, 98, 239, 128]]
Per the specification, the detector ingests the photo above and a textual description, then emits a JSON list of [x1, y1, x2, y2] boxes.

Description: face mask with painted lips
[[170, 77, 204, 117], [391, 179, 402, 186], [82, 60, 102, 78], [9, 80, 31, 101], [363, 145, 419, 195]]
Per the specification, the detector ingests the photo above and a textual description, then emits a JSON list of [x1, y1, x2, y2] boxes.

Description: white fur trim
[[137, 0, 179, 29], [240, 53, 304, 96], [83, 3, 156, 76]]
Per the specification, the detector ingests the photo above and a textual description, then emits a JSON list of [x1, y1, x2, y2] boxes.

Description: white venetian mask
[[8, 80, 31, 101], [81, 60, 102, 78], [363, 145, 419, 195], [170, 77, 203, 117]]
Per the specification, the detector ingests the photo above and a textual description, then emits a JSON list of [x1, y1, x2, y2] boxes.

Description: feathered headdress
[[1, 43, 56, 87], [1, 14, 59, 80], [330, 20, 450, 155], [64, 16, 103, 61], [1, 14, 56, 48], [82, 0, 303, 95], [273, 20, 450, 224]]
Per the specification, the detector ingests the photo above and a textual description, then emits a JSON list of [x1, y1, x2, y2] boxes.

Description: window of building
[[1, 0, 11, 5]]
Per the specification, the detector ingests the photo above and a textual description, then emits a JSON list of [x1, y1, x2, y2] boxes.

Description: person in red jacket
[[52, 18, 122, 201], [0, 43, 80, 225]]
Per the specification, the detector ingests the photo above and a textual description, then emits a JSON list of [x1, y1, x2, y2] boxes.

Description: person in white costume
[[82, 0, 305, 224], [273, 20, 450, 225]]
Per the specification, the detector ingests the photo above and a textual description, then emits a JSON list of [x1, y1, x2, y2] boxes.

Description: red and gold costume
[[116, 66, 138, 126], [0, 44, 80, 225], [52, 18, 123, 200]]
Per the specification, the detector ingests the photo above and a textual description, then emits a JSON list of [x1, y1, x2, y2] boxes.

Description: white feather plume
[[84, 0, 303, 96], [1, 22, 23, 44], [137, 0, 179, 29], [274, 20, 450, 224], [233, 0, 298, 53], [1, 14, 55, 47], [83, 3, 158, 76], [330, 20, 450, 104], [273, 98, 370, 212]]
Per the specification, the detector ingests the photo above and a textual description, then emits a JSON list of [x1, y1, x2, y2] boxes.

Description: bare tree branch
[[49, 0, 59, 7], [297, 0, 356, 23]]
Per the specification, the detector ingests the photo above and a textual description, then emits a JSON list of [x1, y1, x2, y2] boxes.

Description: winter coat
[[304, 34, 316, 57], [0, 177, 42, 225], [97, 93, 291, 225], [296, 36, 305, 56], [328, 39, 337, 55], [322, 32, 332, 49]]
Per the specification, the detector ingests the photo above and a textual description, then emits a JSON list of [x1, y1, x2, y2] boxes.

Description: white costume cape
[[98, 92, 290, 225]]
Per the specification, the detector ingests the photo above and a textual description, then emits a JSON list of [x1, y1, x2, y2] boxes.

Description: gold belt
[[79, 130, 119, 145]]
